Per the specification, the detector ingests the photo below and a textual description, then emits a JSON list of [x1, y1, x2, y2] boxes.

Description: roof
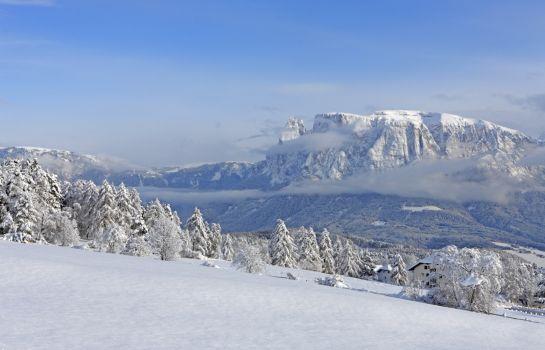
[[374, 264, 392, 273], [408, 256, 435, 271]]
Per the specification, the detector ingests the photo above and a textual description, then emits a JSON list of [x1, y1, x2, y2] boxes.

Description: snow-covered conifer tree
[[333, 236, 343, 273], [208, 223, 222, 259], [297, 227, 322, 271], [359, 249, 376, 278], [179, 229, 193, 258], [390, 253, 408, 286], [88, 181, 119, 240], [269, 219, 296, 268], [221, 234, 235, 261], [338, 240, 361, 278], [186, 207, 210, 258], [319, 229, 335, 274]]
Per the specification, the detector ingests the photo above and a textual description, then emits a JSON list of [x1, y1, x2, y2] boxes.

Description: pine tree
[[179, 229, 193, 258], [208, 223, 222, 259], [11, 196, 40, 243], [221, 234, 235, 261], [115, 183, 135, 231], [186, 207, 210, 258], [339, 239, 361, 278], [333, 236, 343, 273], [359, 248, 376, 278], [4, 171, 41, 242], [319, 229, 335, 274], [297, 227, 322, 271], [143, 199, 165, 228], [128, 187, 147, 236], [390, 253, 408, 286], [88, 180, 119, 240], [269, 219, 296, 268]]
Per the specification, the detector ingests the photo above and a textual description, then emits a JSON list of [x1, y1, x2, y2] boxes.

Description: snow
[[1, 242, 544, 349], [493, 242, 545, 268], [401, 204, 443, 212], [461, 274, 484, 287]]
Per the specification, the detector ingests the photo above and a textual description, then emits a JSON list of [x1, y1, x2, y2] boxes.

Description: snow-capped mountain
[[264, 110, 534, 185]]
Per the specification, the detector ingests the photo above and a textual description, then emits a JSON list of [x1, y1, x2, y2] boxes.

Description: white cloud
[[280, 159, 527, 204]]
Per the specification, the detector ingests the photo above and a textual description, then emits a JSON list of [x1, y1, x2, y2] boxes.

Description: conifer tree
[[298, 227, 322, 271], [88, 180, 119, 240], [339, 239, 362, 278], [221, 234, 235, 261], [179, 229, 193, 258], [359, 248, 376, 278], [333, 236, 343, 273], [269, 219, 297, 268], [390, 253, 408, 286], [319, 229, 335, 274], [208, 223, 222, 259], [186, 207, 210, 258]]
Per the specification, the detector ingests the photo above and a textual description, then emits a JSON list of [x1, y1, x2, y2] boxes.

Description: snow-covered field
[[1, 242, 544, 349], [493, 241, 545, 268]]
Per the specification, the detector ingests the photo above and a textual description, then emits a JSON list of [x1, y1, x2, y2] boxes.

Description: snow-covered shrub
[[233, 243, 265, 274], [428, 246, 502, 313], [41, 211, 80, 247], [148, 216, 182, 261], [315, 274, 349, 289], [122, 234, 151, 257], [500, 253, 535, 305], [94, 224, 128, 253]]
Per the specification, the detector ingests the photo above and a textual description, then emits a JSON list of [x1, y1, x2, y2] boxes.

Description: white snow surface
[[1, 241, 544, 350], [401, 204, 443, 212]]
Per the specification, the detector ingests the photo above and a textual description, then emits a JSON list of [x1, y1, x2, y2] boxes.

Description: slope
[[1, 242, 543, 349]]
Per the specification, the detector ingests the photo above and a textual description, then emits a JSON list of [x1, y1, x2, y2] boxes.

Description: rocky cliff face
[[263, 110, 534, 185]]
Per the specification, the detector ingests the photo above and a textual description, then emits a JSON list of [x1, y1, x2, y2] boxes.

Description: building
[[408, 256, 445, 288], [374, 264, 392, 283]]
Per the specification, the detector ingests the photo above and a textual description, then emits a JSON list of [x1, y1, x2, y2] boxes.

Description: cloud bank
[[139, 158, 535, 205]]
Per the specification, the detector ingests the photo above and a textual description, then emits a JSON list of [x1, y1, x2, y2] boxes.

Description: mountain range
[[3, 110, 545, 249]]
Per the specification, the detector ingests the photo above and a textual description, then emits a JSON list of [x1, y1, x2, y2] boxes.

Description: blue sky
[[1, 0, 545, 166]]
